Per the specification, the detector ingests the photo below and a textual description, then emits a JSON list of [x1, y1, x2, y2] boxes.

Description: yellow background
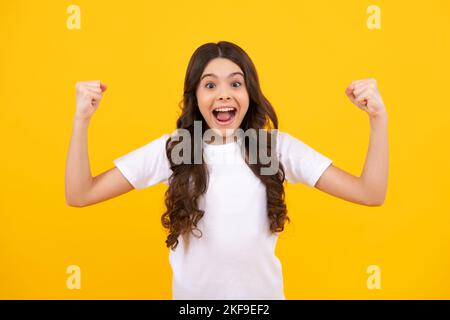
[[1, 0, 449, 299]]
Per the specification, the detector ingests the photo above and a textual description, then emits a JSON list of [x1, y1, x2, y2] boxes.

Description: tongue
[[216, 111, 232, 122]]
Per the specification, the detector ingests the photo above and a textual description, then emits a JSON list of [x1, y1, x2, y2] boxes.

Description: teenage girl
[[65, 41, 388, 300]]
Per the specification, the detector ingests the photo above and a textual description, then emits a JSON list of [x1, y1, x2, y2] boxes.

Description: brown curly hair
[[161, 41, 289, 250]]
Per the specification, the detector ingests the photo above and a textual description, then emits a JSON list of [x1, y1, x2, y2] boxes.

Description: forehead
[[201, 58, 244, 77]]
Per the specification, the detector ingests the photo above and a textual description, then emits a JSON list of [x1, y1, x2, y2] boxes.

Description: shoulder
[[275, 130, 315, 158], [275, 130, 291, 143], [275, 130, 298, 150]]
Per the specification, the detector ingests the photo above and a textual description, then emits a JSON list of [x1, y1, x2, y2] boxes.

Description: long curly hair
[[161, 41, 289, 250]]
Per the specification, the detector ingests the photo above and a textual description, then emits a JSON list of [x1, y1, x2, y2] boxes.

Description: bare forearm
[[360, 112, 389, 205], [65, 117, 93, 205]]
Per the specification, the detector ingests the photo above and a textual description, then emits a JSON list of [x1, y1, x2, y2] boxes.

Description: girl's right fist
[[75, 80, 107, 120]]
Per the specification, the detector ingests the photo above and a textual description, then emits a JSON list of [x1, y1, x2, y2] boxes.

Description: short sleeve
[[276, 131, 333, 187], [113, 134, 172, 190]]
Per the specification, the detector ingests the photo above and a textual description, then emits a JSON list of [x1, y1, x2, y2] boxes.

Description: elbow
[[66, 199, 85, 207], [65, 194, 86, 208], [363, 182, 387, 207], [364, 195, 386, 207], [365, 200, 384, 207]]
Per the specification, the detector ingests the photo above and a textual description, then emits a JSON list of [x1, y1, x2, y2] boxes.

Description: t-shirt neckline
[[203, 135, 243, 150]]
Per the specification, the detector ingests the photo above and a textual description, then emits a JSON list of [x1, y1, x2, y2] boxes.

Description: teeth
[[213, 107, 236, 112]]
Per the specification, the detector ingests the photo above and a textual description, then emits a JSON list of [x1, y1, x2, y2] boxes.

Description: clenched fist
[[345, 78, 386, 118], [75, 80, 107, 120]]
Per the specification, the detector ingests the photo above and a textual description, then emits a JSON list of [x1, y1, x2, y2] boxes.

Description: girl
[[65, 41, 388, 300]]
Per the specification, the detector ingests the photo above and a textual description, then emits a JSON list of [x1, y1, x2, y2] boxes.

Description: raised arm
[[65, 81, 134, 207], [315, 78, 389, 206]]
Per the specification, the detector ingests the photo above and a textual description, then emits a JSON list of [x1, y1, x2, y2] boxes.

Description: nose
[[219, 96, 231, 102], [217, 87, 232, 102]]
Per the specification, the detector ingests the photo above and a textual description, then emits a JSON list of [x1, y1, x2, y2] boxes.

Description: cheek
[[197, 87, 215, 101], [237, 91, 250, 114], [198, 101, 212, 120], [240, 105, 249, 119], [197, 103, 210, 119], [196, 90, 212, 116]]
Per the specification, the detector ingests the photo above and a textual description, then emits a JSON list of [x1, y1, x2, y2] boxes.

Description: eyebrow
[[200, 72, 244, 81]]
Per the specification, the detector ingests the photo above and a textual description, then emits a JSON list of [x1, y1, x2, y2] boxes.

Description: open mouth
[[212, 106, 237, 126]]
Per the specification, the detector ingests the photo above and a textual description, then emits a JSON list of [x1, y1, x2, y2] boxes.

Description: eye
[[204, 81, 242, 89]]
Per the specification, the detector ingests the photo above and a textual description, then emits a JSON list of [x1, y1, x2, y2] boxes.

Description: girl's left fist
[[345, 78, 386, 117]]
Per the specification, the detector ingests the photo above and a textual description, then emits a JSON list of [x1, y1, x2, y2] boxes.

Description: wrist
[[369, 110, 388, 122], [73, 115, 91, 126]]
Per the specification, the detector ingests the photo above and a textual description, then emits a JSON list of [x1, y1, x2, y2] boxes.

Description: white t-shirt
[[113, 130, 333, 300]]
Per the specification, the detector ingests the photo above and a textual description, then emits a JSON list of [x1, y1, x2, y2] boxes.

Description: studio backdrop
[[1, 0, 449, 299]]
